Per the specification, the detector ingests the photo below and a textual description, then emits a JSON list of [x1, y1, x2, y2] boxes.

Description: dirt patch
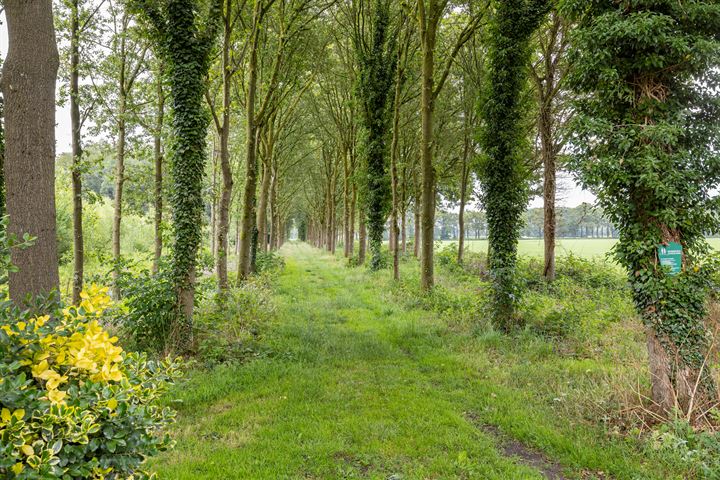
[[464, 411, 566, 480]]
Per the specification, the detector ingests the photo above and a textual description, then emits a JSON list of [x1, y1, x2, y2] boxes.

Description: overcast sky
[[0, 17, 596, 209]]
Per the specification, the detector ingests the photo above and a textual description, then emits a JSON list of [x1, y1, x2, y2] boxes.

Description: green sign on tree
[[658, 242, 682, 276]]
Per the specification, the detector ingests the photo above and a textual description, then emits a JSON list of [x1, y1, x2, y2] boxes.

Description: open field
[[440, 238, 720, 259]]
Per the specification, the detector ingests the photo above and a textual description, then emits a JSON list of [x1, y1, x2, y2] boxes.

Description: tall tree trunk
[[257, 128, 272, 254], [215, 0, 234, 290], [112, 17, 129, 297], [2, 0, 60, 303], [270, 158, 279, 250], [153, 64, 165, 274], [457, 147, 470, 265], [0, 98, 5, 223], [325, 174, 333, 252], [210, 143, 218, 258], [543, 133, 556, 281], [541, 110, 556, 279], [414, 200, 420, 258], [419, 18, 437, 290], [238, 7, 260, 280], [235, 200, 241, 256], [401, 206, 407, 253], [358, 209, 367, 264], [349, 181, 357, 255], [70, 0, 84, 304], [343, 148, 351, 257], [390, 63, 403, 281]]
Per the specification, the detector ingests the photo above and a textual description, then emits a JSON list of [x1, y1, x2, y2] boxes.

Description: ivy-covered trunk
[[354, 0, 396, 271], [567, 0, 720, 417], [479, 0, 549, 328], [130, 0, 221, 352], [418, 11, 436, 290], [238, 2, 261, 280]]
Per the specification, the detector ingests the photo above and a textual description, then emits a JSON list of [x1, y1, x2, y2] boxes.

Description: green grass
[[440, 237, 720, 259], [151, 244, 694, 479]]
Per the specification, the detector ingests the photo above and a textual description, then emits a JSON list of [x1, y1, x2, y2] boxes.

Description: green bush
[[255, 251, 285, 274], [114, 266, 177, 355], [0, 285, 181, 479]]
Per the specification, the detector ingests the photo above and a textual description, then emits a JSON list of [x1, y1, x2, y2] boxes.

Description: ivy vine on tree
[[354, 0, 397, 271], [565, 0, 720, 415], [127, 0, 222, 352], [479, 0, 550, 329]]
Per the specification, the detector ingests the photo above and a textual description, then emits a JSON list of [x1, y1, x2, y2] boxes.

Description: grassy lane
[[152, 244, 680, 479]]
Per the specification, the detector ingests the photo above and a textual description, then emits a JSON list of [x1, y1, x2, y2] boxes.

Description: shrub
[[114, 267, 176, 355], [0, 285, 181, 479], [255, 251, 285, 274]]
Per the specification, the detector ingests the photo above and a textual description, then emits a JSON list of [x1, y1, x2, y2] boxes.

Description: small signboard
[[658, 242, 683, 275]]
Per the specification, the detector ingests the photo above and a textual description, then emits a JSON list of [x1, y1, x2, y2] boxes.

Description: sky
[[0, 17, 596, 209]]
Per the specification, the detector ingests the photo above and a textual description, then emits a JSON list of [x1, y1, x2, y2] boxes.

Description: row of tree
[[2, 0, 719, 418]]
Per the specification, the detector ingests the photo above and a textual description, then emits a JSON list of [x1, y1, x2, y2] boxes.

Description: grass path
[[152, 244, 678, 479]]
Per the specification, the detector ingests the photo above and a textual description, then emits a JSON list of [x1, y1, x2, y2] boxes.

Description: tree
[[207, 0, 242, 290], [152, 60, 166, 274], [478, 0, 549, 328], [110, 11, 147, 296], [530, 10, 571, 282], [388, 15, 415, 279], [566, 0, 720, 417], [129, 0, 221, 352], [1, 1, 61, 303], [57, 0, 105, 303], [354, 0, 397, 271], [416, 0, 485, 290]]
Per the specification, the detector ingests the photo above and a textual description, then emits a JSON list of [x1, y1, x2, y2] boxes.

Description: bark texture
[[2, 1, 61, 303]]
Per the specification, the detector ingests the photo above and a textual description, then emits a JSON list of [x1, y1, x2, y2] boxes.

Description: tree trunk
[[401, 206, 407, 254], [458, 148, 470, 265], [215, 0, 234, 291], [235, 200, 242, 256], [238, 9, 260, 281], [153, 64, 165, 274], [458, 176, 467, 265], [210, 143, 218, 258], [70, 0, 84, 304], [2, 0, 60, 303], [112, 17, 128, 297], [358, 211, 367, 265], [257, 135, 272, 254], [419, 19, 437, 290], [343, 148, 351, 257], [543, 138, 556, 281], [349, 182, 357, 256], [270, 158, 279, 250], [390, 63, 403, 281], [414, 200, 421, 258]]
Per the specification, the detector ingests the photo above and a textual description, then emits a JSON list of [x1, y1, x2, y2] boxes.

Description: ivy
[[127, 0, 221, 351], [479, 0, 549, 330], [0, 96, 4, 224], [565, 0, 720, 404], [354, 0, 397, 271]]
